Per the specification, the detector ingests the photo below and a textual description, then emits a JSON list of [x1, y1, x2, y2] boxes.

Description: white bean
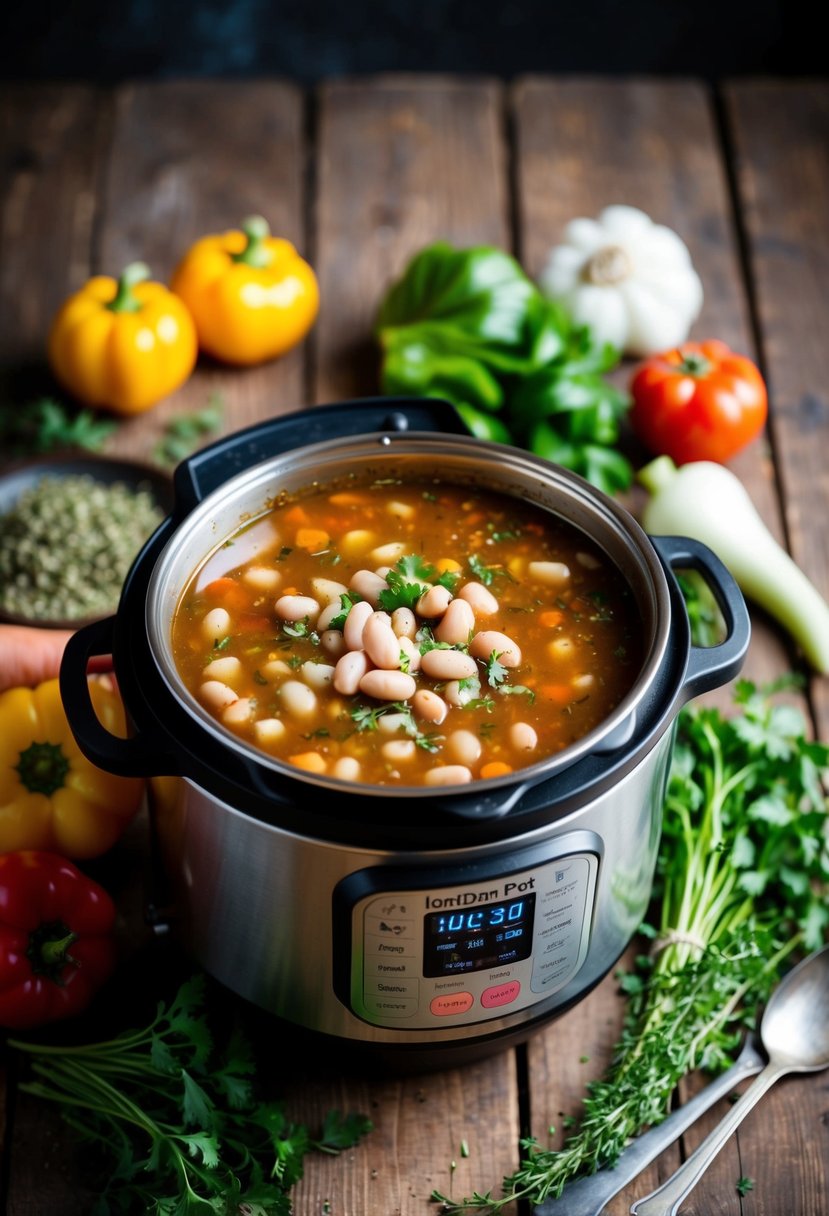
[[333, 756, 361, 781], [398, 635, 421, 672], [391, 607, 417, 639], [370, 541, 406, 565], [528, 560, 571, 586], [343, 599, 374, 650], [199, 680, 238, 711], [387, 500, 415, 520], [378, 712, 412, 735], [280, 679, 318, 718], [382, 739, 416, 763], [254, 718, 287, 745], [320, 629, 347, 659], [420, 648, 478, 680], [222, 697, 254, 725], [446, 729, 482, 767], [548, 637, 574, 659], [435, 598, 475, 645], [572, 673, 595, 691], [334, 650, 370, 695], [458, 581, 499, 616], [243, 566, 282, 592], [359, 669, 417, 701], [275, 594, 320, 622], [424, 765, 473, 786], [445, 678, 480, 707], [470, 630, 522, 668], [413, 688, 448, 724], [417, 584, 452, 618], [316, 603, 336, 631], [202, 656, 243, 688], [301, 661, 336, 689], [349, 569, 387, 607], [576, 550, 602, 570], [362, 611, 401, 670], [261, 658, 291, 679], [510, 722, 538, 751], [202, 607, 231, 642], [310, 577, 348, 605]]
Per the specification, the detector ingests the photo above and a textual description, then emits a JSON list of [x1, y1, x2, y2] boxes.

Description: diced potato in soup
[[171, 479, 643, 786]]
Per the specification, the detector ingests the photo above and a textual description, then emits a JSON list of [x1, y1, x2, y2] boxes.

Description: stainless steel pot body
[[60, 399, 750, 1062]]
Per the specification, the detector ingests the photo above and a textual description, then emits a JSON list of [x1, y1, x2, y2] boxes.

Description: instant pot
[[61, 399, 750, 1066]]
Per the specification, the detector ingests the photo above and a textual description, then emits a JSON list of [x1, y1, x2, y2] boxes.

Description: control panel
[[339, 849, 598, 1030]]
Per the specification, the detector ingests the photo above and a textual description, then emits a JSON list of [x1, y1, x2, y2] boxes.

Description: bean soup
[[170, 479, 643, 786]]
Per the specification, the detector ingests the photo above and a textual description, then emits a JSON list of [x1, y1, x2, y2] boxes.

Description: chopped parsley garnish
[[349, 701, 443, 752], [467, 553, 514, 586], [330, 591, 362, 631], [500, 684, 536, 703], [276, 546, 293, 561], [282, 617, 319, 644], [212, 635, 231, 652], [484, 650, 509, 688], [463, 697, 496, 713], [378, 567, 430, 612], [253, 669, 269, 685]]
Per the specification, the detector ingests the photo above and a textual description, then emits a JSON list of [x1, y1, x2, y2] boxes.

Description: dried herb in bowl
[[0, 473, 164, 623]]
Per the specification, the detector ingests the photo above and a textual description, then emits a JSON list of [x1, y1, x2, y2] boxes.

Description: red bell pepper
[[0, 851, 116, 1029]]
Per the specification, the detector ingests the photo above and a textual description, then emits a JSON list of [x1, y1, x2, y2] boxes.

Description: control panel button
[[430, 992, 474, 1016], [364, 977, 419, 999], [481, 981, 521, 1009], [363, 994, 418, 1018]]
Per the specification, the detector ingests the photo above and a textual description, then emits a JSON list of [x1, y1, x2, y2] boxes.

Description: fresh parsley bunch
[[433, 678, 829, 1212], [9, 974, 371, 1215]]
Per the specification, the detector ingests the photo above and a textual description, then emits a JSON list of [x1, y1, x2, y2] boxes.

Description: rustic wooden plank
[[510, 77, 775, 1214], [313, 74, 511, 404], [96, 78, 308, 461], [0, 81, 114, 1202], [718, 78, 829, 1214], [288, 74, 521, 1216], [0, 83, 112, 409], [513, 76, 790, 694]]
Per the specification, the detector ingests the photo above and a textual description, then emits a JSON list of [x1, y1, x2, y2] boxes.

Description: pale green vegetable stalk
[[639, 455, 829, 673], [432, 680, 829, 1213]]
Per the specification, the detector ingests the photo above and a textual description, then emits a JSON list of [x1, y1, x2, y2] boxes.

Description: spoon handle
[[630, 1061, 785, 1216], [533, 1036, 765, 1216]]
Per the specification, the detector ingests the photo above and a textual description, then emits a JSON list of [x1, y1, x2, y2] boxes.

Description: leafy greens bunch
[[9, 974, 372, 1215], [375, 243, 632, 494], [433, 678, 829, 1212]]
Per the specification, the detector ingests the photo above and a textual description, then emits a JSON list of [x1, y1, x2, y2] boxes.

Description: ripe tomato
[[629, 339, 768, 464]]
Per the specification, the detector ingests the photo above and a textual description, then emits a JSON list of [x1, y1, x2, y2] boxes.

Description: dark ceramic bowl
[[0, 452, 173, 630]]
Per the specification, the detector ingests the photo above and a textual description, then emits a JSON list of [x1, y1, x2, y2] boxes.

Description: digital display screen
[[422, 895, 536, 977]]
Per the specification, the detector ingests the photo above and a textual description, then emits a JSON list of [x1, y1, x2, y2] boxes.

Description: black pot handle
[[59, 617, 180, 777], [652, 535, 751, 703], [173, 396, 467, 514]]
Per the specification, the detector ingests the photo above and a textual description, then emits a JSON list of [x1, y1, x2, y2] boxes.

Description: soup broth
[[170, 479, 644, 786]]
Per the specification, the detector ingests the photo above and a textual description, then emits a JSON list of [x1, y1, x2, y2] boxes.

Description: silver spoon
[[533, 1034, 765, 1216], [630, 944, 829, 1216]]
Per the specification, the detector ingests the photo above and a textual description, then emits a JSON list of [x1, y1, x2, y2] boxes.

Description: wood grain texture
[[96, 79, 308, 459], [313, 75, 511, 403], [0, 84, 112, 402]]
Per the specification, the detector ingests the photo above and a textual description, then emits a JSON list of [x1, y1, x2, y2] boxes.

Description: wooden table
[[1, 76, 828, 1215]]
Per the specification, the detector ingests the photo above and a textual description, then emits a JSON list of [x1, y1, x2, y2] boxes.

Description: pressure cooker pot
[[61, 399, 750, 1067]]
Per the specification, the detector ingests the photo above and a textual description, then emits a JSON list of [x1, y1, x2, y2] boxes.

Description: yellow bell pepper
[[170, 216, 319, 365], [0, 676, 144, 860], [48, 262, 198, 415]]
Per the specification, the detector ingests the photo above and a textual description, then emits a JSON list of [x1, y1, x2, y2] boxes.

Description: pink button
[[430, 992, 474, 1016], [481, 981, 521, 1009]]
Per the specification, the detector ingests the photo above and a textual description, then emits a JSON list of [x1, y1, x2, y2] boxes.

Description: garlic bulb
[[538, 205, 703, 358]]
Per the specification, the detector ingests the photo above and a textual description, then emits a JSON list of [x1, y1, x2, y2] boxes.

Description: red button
[[430, 992, 474, 1016], [481, 981, 520, 1009]]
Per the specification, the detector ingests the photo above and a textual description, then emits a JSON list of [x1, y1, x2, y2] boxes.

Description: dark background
[[0, 0, 823, 82]]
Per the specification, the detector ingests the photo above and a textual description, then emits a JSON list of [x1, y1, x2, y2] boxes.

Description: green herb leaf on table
[[153, 394, 224, 466], [0, 396, 117, 455], [9, 973, 371, 1216], [431, 679, 829, 1212]]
